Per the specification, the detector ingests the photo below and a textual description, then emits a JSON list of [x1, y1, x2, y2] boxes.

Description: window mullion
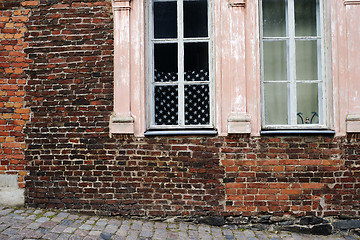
[[317, 0, 323, 125], [288, 0, 297, 125], [178, 0, 185, 127], [150, 1, 155, 127]]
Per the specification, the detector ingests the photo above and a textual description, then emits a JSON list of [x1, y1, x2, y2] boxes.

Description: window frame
[[259, 0, 329, 130], [145, 0, 215, 131]]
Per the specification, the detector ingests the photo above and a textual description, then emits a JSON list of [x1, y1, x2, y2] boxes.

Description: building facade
[[0, 0, 360, 217]]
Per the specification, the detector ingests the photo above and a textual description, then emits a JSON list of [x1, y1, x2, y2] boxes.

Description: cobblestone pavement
[[0, 206, 359, 240]]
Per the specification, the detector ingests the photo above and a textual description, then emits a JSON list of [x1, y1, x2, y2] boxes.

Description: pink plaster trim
[[227, 113, 251, 134], [113, 0, 131, 11], [108, 0, 358, 137], [346, 114, 360, 132], [111, 0, 135, 135], [229, 0, 245, 8], [344, 0, 360, 5], [110, 114, 134, 134], [245, 0, 261, 136]]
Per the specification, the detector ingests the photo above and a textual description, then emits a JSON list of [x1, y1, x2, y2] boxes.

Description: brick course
[[0, 0, 359, 218], [0, 1, 35, 188]]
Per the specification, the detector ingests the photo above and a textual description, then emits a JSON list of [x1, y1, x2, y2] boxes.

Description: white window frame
[[146, 0, 214, 130], [260, 0, 328, 130]]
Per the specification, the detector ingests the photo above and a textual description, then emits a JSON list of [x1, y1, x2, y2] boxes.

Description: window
[[147, 0, 213, 130], [261, 0, 326, 129]]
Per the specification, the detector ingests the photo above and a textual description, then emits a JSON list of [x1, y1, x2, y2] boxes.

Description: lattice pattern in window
[[149, 0, 212, 129]]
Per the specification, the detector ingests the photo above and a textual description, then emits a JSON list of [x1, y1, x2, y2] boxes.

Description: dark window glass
[[184, 0, 208, 38], [154, 43, 178, 82], [184, 42, 209, 81], [154, 1, 177, 38]]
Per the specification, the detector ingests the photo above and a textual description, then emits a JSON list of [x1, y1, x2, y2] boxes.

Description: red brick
[[269, 183, 290, 189], [222, 159, 234, 166], [11, 16, 28, 22], [301, 183, 323, 189], [3, 1, 356, 219], [0, 17, 10, 22], [282, 189, 302, 195], [21, 1, 39, 6], [226, 183, 246, 189]]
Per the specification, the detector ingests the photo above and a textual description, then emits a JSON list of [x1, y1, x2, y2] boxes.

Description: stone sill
[[346, 114, 360, 132], [110, 114, 134, 135], [227, 113, 251, 134]]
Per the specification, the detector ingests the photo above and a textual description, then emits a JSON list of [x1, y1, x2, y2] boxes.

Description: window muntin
[[261, 0, 325, 128], [149, 0, 212, 129]]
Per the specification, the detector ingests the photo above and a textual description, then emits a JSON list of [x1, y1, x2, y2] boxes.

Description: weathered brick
[[0, 0, 356, 220]]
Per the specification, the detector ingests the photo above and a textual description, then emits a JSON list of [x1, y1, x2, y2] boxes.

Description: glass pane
[[296, 40, 318, 80], [184, 42, 209, 82], [297, 83, 319, 124], [184, 0, 208, 38], [154, 1, 177, 39], [295, 0, 317, 36], [154, 43, 178, 82], [264, 83, 288, 125], [185, 84, 210, 125], [262, 0, 286, 37], [263, 41, 287, 81], [154, 85, 178, 125]]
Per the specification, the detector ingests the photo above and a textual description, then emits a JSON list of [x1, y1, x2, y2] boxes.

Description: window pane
[[263, 41, 287, 81], [154, 1, 177, 39], [184, 0, 208, 38], [295, 0, 317, 36], [264, 83, 288, 125], [185, 84, 210, 125], [154, 43, 178, 82], [184, 42, 209, 81], [297, 83, 319, 124], [262, 0, 286, 37], [154, 85, 178, 125], [296, 40, 318, 80]]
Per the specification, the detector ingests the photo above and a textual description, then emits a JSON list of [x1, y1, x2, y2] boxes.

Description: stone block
[[333, 220, 360, 230], [0, 187, 24, 206]]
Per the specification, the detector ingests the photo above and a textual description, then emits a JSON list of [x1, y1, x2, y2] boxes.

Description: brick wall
[[0, 1, 37, 188], [0, 0, 358, 217], [223, 135, 358, 217]]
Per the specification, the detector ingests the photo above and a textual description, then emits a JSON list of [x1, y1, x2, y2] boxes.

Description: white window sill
[[260, 130, 335, 135], [144, 129, 218, 136]]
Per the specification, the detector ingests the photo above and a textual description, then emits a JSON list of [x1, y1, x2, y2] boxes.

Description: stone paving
[[0, 206, 359, 240]]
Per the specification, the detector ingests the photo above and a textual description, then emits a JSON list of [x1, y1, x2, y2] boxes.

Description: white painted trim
[[288, 0, 296, 125], [178, 0, 185, 126], [144, 130, 217, 136]]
